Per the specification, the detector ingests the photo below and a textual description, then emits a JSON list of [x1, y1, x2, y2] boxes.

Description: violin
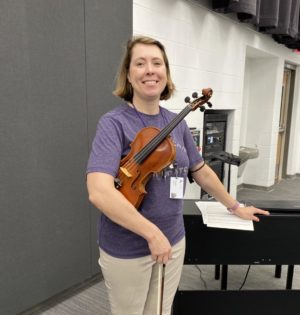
[[114, 88, 213, 209]]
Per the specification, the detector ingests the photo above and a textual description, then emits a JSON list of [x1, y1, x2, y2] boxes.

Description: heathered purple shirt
[[87, 103, 203, 258]]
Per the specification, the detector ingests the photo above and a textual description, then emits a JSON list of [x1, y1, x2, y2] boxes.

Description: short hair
[[113, 36, 175, 101]]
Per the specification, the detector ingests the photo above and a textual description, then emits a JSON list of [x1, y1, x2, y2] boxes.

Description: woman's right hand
[[147, 228, 172, 264]]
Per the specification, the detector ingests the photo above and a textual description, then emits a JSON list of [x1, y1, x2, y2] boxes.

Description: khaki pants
[[99, 237, 185, 315]]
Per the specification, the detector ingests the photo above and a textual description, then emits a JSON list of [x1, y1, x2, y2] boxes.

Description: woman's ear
[[127, 73, 131, 84]]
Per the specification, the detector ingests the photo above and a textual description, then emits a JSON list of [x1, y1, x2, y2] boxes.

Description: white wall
[[133, 0, 300, 197], [240, 57, 284, 187]]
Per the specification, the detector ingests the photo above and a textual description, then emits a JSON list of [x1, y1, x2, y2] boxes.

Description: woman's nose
[[145, 62, 154, 74]]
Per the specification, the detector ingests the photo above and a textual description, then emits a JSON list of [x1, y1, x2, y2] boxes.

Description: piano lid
[[249, 199, 300, 211], [183, 199, 300, 216]]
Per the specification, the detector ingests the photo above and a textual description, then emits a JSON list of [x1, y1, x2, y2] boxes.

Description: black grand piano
[[173, 200, 300, 315]]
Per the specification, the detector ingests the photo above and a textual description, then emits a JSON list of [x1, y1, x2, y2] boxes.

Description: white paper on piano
[[195, 201, 254, 231]]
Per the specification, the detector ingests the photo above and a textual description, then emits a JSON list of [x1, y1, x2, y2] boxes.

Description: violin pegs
[[192, 92, 198, 98], [200, 106, 205, 112], [207, 102, 213, 108], [184, 96, 191, 103]]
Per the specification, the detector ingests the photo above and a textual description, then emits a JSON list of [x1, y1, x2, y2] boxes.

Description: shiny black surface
[[183, 200, 300, 265]]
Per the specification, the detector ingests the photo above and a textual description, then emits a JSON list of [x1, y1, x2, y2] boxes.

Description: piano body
[[173, 200, 300, 315]]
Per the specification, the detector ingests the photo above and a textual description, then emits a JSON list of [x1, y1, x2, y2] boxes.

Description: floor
[[237, 176, 300, 203], [22, 177, 300, 315]]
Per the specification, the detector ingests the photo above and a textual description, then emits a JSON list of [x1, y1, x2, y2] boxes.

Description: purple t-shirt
[[87, 103, 203, 258]]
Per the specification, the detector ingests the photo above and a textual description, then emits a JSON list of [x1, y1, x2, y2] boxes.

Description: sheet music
[[195, 201, 254, 231]]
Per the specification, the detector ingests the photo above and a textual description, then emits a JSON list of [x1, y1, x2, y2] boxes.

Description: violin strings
[[117, 104, 193, 186], [135, 106, 191, 163], [115, 93, 211, 206], [127, 94, 210, 170]]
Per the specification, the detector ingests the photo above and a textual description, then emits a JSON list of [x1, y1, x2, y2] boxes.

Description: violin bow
[[157, 263, 166, 315]]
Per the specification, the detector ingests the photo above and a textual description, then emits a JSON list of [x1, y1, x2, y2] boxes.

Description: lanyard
[[131, 103, 168, 128]]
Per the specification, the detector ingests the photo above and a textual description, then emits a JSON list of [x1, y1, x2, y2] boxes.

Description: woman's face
[[127, 43, 168, 104]]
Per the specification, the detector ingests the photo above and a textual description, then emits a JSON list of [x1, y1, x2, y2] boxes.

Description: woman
[[86, 36, 269, 315]]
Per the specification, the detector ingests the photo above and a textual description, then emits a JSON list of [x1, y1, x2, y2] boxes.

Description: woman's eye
[[153, 60, 163, 66]]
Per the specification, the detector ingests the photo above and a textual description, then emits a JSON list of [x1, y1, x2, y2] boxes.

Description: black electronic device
[[183, 200, 300, 265], [173, 200, 300, 315]]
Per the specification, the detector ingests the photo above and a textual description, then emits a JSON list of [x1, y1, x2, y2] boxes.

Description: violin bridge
[[120, 167, 132, 178]]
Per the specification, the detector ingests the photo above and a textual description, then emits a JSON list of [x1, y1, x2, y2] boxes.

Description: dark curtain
[[211, 0, 300, 49]]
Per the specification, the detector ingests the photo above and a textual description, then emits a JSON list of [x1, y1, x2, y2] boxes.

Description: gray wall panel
[[86, 0, 133, 138], [85, 0, 132, 274], [0, 0, 132, 314], [1, 1, 90, 314]]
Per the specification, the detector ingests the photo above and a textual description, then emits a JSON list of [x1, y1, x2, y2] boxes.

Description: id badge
[[170, 177, 184, 199]]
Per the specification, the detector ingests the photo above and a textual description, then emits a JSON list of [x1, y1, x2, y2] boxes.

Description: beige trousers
[[99, 237, 185, 315]]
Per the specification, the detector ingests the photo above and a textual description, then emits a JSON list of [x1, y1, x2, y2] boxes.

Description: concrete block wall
[[133, 0, 300, 197]]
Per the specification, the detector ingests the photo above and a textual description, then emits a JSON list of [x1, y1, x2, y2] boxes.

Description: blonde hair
[[113, 36, 175, 101]]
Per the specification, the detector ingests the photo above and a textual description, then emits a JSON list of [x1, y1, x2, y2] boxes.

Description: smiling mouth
[[142, 80, 158, 84]]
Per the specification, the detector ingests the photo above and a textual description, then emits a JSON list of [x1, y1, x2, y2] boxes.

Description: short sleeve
[[86, 116, 124, 177]]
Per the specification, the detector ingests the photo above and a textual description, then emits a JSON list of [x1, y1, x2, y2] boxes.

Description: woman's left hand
[[234, 206, 270, 222]]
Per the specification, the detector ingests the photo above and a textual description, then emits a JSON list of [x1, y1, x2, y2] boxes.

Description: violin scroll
[[184, 88, 213, 112]]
